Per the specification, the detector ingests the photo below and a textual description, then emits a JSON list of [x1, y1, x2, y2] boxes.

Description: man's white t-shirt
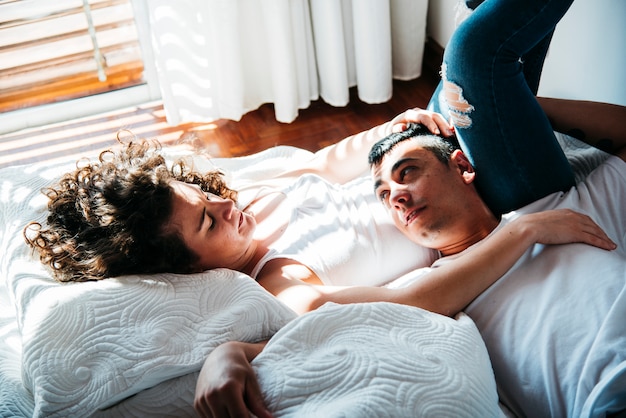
[[461, 156, 625, 417], [388, 155, 625, 417]]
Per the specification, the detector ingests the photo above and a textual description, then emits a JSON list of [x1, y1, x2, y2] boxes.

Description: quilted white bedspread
[[15, 269, 295, 417], [254, 303, 504, 418], [95, 304, 505, 418]]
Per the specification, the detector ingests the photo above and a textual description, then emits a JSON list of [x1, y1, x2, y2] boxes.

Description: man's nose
[[389, 185, 411, 208]]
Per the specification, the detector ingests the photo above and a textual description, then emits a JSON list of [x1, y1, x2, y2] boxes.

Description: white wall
[[426, 0, 626, 106]]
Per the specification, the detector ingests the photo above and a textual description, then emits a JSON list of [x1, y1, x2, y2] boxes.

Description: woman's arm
[[538, 97, 626, 161], [394, 209, 616, 315], [274, 108, 455, 184], [259, 209, 616, 316]]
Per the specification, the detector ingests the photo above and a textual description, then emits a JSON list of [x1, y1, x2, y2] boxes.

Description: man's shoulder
[[593, 154, 626, 175], [504, 156, 625, 217], [579, 155, 626, 194]]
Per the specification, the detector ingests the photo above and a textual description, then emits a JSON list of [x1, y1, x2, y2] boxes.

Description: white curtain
[[142, 0, 428, 125]]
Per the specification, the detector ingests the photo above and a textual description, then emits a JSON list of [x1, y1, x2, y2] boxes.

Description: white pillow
[[16, 269, 295, 418]]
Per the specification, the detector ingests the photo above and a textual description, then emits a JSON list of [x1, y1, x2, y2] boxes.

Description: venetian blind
[[0, 0, 145, 113]]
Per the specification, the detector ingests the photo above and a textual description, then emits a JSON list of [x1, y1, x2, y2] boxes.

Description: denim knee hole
[[441, 64, 475, 129]]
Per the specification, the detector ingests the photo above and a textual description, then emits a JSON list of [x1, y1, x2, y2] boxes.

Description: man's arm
[[538, 97, 626, 161]]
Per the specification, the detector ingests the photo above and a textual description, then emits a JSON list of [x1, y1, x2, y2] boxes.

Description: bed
[[0, 133, 616, 417]]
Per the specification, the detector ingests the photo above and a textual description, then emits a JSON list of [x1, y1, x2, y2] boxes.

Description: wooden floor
[[0, 68, 440, 169]]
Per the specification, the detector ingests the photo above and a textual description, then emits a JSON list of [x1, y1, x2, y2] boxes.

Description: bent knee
[[441, 64, 475, 129]]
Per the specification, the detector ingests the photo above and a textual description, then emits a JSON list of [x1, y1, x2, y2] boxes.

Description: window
[[0, 0, 160, 133]]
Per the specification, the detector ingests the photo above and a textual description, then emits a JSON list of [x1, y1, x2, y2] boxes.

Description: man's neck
[[439, 213, 500, 257]]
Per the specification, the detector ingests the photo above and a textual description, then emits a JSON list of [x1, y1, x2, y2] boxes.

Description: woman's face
[[164, 181, 257, 272]]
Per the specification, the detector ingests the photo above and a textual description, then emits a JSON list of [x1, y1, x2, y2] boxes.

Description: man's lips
[[403, 207, 424, 225]]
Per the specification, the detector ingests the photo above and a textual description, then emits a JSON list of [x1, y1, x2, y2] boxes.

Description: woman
[[25, 110, 445, 288]]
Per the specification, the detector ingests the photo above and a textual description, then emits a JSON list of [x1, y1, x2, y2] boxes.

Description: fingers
[[391, 108, 455, 136], [245, 376, 273, 418], [194, 387, 253, 418], [529, 209, 617, 250], [428, 112, 455, 137], [193, 354, 272, 418], [391, 122, 407, 133], [577, 214, 617, 250], [193, 395, 215, 418], [559, 209, 616, 250]]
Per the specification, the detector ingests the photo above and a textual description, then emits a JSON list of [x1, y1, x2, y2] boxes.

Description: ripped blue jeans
[[428, 0, 576, 215]]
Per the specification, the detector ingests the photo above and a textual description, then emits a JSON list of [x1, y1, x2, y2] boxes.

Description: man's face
[[370, 139, 477, 252]]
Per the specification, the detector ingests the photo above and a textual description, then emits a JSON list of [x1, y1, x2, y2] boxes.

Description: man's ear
[[450, 149, 476, 184]]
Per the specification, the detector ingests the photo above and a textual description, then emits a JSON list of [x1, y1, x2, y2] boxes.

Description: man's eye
[[400, 166, 415, 179], [378, 190, 389, 204]]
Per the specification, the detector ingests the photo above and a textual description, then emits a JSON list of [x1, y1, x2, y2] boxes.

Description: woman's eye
[[204, 212, 214, 230]]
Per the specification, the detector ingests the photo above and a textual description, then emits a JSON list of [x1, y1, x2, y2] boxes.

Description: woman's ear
[[450, 149, 476, 184]]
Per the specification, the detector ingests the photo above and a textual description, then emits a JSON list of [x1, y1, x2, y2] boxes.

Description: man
[[368, 122, 625, 417]]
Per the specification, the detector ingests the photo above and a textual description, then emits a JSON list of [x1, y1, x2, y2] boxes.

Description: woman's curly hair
[[24, 138, 237, 283]]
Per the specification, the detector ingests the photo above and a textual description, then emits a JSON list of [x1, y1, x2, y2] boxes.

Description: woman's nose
[[215, 197, 235, 219]]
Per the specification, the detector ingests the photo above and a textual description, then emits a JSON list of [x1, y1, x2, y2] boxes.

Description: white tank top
[[246, 174, 439, 286]]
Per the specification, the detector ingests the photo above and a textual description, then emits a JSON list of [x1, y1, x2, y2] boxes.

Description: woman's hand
[[512, 209, 617, 250], [389, 107, 455, 137], [194, 341, 272, 418]]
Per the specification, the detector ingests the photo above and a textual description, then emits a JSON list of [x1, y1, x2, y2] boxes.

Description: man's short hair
[[368, 123, 459, 167]]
